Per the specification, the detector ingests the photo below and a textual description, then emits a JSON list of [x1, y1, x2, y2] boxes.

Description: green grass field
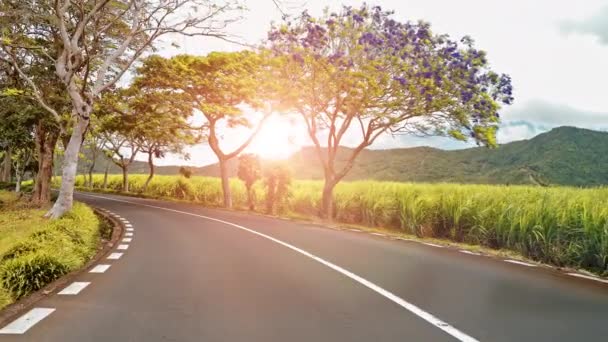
[[0, 191, 104, 308], [69, 174, 608, 276]]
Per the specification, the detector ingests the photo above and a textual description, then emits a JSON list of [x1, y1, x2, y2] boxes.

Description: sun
[[247, 115, 307, 160]]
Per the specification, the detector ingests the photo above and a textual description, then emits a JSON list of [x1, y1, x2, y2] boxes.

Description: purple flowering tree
[[268, 4, 514, 219]]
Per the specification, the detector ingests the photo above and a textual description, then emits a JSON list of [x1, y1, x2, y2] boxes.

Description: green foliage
[[1, 253, 69, 300], [0, 197, 102, 305]]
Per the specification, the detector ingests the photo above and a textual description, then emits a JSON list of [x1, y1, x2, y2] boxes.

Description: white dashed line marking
[[567, 273, 608, 284], [58, 282, 90, 295], [422, 242, 444, 248], [122, 238, 132, 243], [89, 264, 111, 273], [126, 228, 134, 232], [349, 229, 362, 232], [125, 232, 134, 237], [0, 308, 55, 334], [460, 250, 482, 256], [107, 252, 123, 260], [117, 244, 129, 250], [371, 233, 386, 237], [79, 192, 480, 342], [505, 260, 537, 267]]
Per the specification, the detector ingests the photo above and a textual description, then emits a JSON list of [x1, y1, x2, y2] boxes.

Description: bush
[[1, 253, 70, 299], [0, 200, 102, 305]]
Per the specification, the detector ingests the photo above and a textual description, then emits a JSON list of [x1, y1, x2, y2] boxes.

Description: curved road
[[2, 191, 608, 341]]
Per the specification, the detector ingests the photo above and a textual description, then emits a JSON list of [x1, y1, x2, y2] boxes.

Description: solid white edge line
[[422, 242, 444, 248], [0, 308, 55, 334], [122, 238, 132, 243], [371, 232, 386, 237], [504, 260, 537, 267], [58, 282, 90, 295], [89, 264, 111, 273], [117, 244, 129, 250], [567, 272, 608, 284], [107, 252, 123, 260], [459, 250, 481, 256], [78, 192, 479, 342]]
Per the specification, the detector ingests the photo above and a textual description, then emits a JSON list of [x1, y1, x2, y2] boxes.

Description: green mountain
[[86, 126, 608, 187]]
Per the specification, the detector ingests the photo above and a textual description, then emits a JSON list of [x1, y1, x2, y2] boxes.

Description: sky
[[148, 0, 608, 166]]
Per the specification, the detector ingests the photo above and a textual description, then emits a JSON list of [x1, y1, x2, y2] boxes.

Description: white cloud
[[560, 6, 608, 44]]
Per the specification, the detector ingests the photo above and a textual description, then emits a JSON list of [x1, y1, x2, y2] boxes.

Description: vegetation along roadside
[[0, 191, 110, 310]]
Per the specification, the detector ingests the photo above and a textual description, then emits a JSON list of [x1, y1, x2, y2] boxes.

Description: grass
[[0, 191, 102, 308], [66, 174, 608, 277]]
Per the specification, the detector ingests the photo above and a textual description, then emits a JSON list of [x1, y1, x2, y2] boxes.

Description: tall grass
[[71, 174, 608, 276]]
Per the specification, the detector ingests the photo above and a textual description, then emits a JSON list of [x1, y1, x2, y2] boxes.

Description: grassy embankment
[[70, 174, 608, 277], [0, 191, 107, 309]]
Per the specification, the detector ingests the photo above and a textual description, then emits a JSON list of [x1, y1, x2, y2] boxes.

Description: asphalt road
[[2, 191, 608, 341]]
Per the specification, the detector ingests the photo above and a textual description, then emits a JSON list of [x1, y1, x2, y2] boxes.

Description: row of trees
[[0, 2, 513, 220]]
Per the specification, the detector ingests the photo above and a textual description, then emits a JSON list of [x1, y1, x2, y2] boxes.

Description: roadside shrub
[[0, 200, 102, 304], [1, 253, 70, 299]]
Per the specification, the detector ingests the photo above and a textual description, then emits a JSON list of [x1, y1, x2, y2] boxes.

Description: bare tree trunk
[[143, 152, 154, 193], [46, 117, 88, 218], [1, 146, 12, 182], [32, 125, 58, 204], [15, 172, 22, 193], [321, 178, 337, 220], [246, 186, 254, 211], [219, 159, 232, 208], [103, 162, 110, 190], [122, 166, 129, 192], [88, 163, 95, 188]]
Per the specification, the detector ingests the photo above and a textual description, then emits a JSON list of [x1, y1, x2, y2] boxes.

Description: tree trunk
[[219, 159, 232, 208], [88, 163, 94, 188], [103, 162, 109, 190], [15, 172, 22, 193], [1, 146, 12, 183], [246, 186, 254, 211], [122, 166, 129, 192], [46, 117, 88, 218], [143, 152, 154, 193], [321, 179, 337, 220], [32, 126, 58, 204]]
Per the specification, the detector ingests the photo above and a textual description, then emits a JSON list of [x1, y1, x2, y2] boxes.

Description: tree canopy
[[267, 4, 514, 217]]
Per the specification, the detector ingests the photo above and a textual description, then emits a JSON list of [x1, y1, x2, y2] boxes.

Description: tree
[[268, 4, 514, 218], [237, 153, 261, 210], [1, 0, 242, 218], [81, 128, 106, 188], [129, 82, 197, 192], [0, 56, 67, 203], [264, 163, 291, 215], [98, 106, 140, 193], [135, 51, 274, 208]]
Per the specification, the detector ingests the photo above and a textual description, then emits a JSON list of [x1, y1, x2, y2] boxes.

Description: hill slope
[[85, 126, 608, 186]]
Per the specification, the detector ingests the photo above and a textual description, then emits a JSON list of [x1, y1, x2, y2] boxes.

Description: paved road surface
[[1, 191, 608, 341]]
